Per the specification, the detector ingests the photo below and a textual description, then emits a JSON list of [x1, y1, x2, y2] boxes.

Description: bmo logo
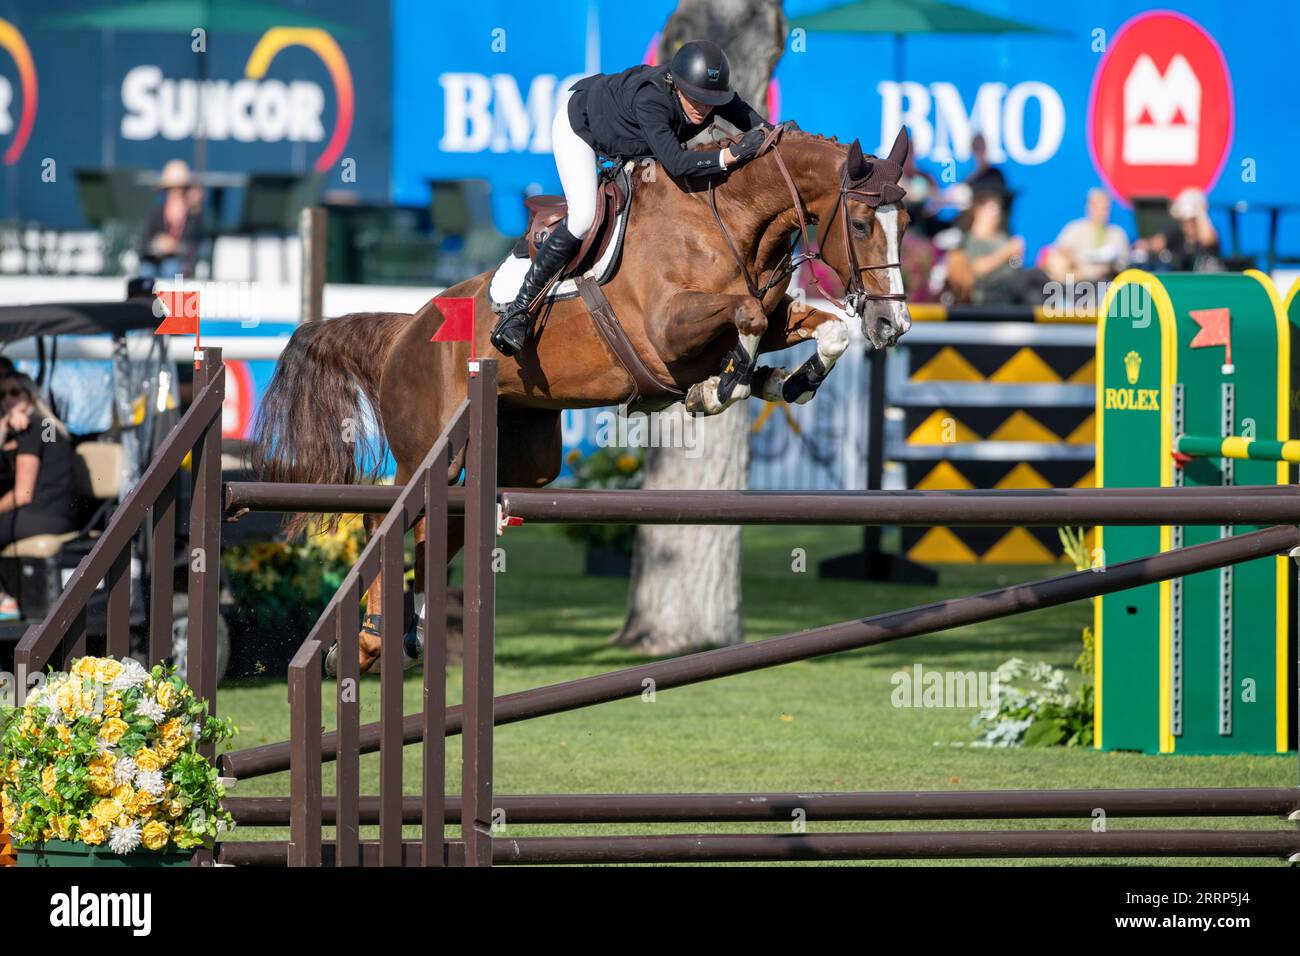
[[1089, 11, 1233, 200], [878, 80, 1065, 166]]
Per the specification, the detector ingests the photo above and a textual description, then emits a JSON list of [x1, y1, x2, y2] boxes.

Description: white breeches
[[551, 87, 600, 239]]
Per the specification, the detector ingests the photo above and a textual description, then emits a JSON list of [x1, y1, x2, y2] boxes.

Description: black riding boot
[[490, 222, 583, 356]]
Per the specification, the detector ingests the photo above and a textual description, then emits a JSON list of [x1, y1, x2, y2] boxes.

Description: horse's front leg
[[752, 295, 850, 404], [655, 291, 768, 416]]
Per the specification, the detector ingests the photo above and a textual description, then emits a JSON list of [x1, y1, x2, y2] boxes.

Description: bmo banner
[[877, 79, 1066, 165], [0, 0, 391, 228], [394, 0, 1298, 258]]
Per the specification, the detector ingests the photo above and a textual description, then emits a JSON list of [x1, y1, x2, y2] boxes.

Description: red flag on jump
[[431, 297, 477, 362], [154, 289, 201, 338], [1188, 307, 1232, 369], [431, 298, 475, 342]]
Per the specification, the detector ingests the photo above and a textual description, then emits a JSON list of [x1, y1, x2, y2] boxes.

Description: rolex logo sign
[[1104, 349, 1158, 411], [1125, 349, 1142, 384]]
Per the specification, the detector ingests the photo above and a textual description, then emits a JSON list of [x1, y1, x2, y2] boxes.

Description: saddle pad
[[488, 161, 635, 313]]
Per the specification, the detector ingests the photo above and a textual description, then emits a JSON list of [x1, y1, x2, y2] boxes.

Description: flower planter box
[[1, 656, 236, 869], [17, 839, 194, 868]]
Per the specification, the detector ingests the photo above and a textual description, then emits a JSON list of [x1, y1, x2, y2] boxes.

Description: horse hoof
[[686, 377, 724, 415], [324, 643, 339, 678]]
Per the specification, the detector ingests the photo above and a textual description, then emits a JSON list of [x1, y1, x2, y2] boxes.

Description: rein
[[705, 139, 906, 313]]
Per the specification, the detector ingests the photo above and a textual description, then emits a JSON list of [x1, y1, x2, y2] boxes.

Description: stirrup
[[491, 309, 531, 356]]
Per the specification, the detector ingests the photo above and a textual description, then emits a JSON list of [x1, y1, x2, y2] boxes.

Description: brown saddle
[[523, 174, 626, 274]]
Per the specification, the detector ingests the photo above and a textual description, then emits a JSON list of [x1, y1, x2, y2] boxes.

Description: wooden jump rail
[[219, 829, 1300, 867], [225, 787, 1300, 825], [224, 480, 1300, 522]]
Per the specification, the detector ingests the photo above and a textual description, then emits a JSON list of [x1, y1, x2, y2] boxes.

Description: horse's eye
[[851, 219, 871, 237]]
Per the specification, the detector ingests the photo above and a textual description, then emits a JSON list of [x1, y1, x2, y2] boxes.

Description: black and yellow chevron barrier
[[896, 330, 1096, 564]]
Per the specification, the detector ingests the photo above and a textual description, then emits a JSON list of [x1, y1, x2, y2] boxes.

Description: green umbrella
[[790, 0, 1061, 79], [42, 0, 356, 37]]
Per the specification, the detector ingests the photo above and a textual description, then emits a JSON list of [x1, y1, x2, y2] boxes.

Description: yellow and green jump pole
[[1176, 435, 1300, 464]]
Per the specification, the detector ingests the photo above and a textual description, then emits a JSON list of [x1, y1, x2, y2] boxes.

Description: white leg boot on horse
[[749, 294, 856, 405], [755, 316, 850, 405]]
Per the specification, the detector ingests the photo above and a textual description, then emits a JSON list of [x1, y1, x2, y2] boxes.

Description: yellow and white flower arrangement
[[1, 656, 235, 854]]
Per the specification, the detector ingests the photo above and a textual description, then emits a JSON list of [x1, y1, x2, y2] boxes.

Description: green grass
[[215, 524, 1297, 866]]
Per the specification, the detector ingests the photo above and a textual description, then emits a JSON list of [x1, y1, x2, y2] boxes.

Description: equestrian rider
[[490, 39, 772, 357]]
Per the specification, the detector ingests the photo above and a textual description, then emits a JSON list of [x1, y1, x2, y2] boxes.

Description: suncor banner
[[394, 0, 1297, 258], [0, 0, 391, 228]]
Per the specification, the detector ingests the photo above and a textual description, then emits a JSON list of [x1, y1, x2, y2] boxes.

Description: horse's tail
[[251, 312, 409, 537]]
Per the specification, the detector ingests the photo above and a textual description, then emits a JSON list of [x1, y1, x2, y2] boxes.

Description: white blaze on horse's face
[[860, 203, 911, 348]]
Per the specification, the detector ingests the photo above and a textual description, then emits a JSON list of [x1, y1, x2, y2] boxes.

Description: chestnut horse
[[252, 127, 913, 674]]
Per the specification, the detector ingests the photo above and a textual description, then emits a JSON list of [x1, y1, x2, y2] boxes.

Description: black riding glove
[[730, 126, 768, 166]]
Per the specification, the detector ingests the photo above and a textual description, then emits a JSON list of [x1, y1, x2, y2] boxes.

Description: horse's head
[[818, 128, 912, 348]]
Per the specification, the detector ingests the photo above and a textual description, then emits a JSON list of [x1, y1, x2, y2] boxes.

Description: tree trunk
[[611, 0, 786, 656]]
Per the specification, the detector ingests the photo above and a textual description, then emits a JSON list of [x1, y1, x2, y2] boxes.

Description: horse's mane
[[634, 126, 850, 204], [702, 126, 848, 154], [782, 129, 850, 152]]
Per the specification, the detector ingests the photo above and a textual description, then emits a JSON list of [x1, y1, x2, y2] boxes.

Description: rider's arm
[[633, 92, 727, 179], [714, 93, 767, 133]]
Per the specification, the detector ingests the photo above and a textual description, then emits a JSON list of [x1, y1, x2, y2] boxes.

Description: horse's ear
[[886, 127, 910, 171], [846, 138, 871, 181]]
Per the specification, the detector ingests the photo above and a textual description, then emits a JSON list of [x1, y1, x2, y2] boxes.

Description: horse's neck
[[721, 142, 838, 282]]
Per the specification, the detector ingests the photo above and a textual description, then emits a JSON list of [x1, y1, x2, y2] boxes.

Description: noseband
[[706, 140, 906, 313]]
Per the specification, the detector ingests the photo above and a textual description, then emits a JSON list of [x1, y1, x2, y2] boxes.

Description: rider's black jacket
[[567, 64, 766, 179]]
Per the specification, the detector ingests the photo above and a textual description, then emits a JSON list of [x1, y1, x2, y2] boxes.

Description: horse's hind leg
[[752, 295, 850, 405]]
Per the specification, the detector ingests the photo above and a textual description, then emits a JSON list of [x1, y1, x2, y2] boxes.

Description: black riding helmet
[[668, 39, 735, 106]]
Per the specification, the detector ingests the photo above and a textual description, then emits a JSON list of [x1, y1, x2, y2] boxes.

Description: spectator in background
[[1044, 188, 1129, 284], [950, 192, 1047, 306], [139, 159, 203, 278], [964, 133, 1007, 196], [0, 372, 77, 619], [1134, 187, 1221, 272], [901, 150, 944, 237]]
